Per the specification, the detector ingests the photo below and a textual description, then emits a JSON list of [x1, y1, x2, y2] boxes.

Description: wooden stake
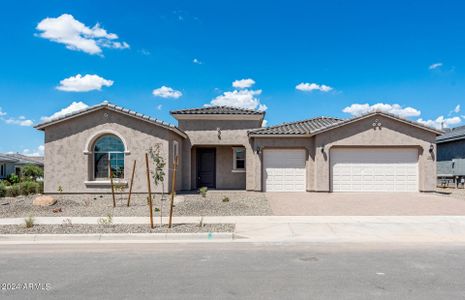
[[168, 155, 179, 228], [127, 160, 136, 207], [145, 153, 154, 229], [108, 158, 116, 208]]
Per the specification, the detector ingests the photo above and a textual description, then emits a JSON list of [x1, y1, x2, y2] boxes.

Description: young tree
[[148, 144, 166, 225]]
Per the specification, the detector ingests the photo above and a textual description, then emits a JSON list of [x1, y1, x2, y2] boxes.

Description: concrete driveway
[[267, 192, 465, 216]]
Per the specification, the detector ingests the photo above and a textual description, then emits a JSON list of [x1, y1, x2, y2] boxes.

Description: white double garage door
[[263, 148, 418, 192]]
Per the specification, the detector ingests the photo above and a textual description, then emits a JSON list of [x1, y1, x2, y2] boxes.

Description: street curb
[[0, 232, 242, 244]]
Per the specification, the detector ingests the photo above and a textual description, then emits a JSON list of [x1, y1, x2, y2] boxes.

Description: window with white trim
[[0, 163, 5, 178], [93, 135, 125, 179], [233, 147, 246, 171]]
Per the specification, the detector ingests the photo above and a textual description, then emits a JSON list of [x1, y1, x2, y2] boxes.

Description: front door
[[197, 148, 216, 188]]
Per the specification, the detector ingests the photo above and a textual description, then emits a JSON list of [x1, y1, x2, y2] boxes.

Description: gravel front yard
[[0, 223, 234, 234], [0, 191, 271, 218]]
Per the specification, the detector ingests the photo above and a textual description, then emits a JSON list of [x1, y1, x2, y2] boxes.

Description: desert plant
[[222, 196, 230, 203], [19, 181, 40, 196], [0, 182, 6, 198], [21, 164, 44, 181], [62, 218, 73, 227], [98, 214, 113, 226], [199, 187, 208, 198], [5, 184, 20, 197], [7, 174, 20, 185], [24, 216, 34, 228]]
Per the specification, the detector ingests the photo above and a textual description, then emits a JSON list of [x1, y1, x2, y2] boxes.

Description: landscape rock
[[33, 195, 57, 207]]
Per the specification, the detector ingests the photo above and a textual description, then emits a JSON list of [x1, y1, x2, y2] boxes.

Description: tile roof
[[249, 111, 443, 137], [170, 106, 265, 115], [0, 154, 44, 165], [34, 101, 187, 138], [249, 117, 344, 136], [436, 125, 465, 143]]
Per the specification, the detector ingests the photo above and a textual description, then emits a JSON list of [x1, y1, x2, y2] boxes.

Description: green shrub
[[37, 181, 44, 194], [21, 164, 43, 181], [25, 216, 34, 228], [199, 187, 208, 198], [5, 184, 20, 197], [0, 182, 6, 198], [20, 181, 40, 196], [7, 174, 20, 185]]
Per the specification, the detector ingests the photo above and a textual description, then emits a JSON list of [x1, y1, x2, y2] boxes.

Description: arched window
[[94, 135, 125, 179]]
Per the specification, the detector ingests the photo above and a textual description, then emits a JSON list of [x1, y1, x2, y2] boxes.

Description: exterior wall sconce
[[321, 144, 325, 154], [255, 146, 262, 154], [217, 127, 221, 140], [429, 144, 434, 153]]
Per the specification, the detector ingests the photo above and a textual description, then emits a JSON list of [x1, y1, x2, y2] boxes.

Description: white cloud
[[296, 82, 333, 92], [36, 14, 129, 55], [455, 104, 461, 113], [417, 116, 461, 130], [209, 89, 267, 111], [0, 109, 33, 126], [262, 119, 268, 127], [193, 58, 202, 64], [57, 74, 113, 92], [232, 78, 255, 89], [156, 104, 163, 110], [41, 101, 89, 122], [429, 62, 443, 70], [22, 145, 45, 156], [4, 116, 34, 127], [342, 103, 421, 118], [152, 86, 182, 99]]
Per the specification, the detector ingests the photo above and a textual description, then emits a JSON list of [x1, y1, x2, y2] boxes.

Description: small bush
[[37, 181, 44, 194], [199, 187, 208, 198], [98, 214, 113, 226], [222, 196, 230, 203], [0, 182, 6, 198], [7, 174, 20, 185], [5, 184, 20, 197], [19, 181, 40, 196], [25, 216, 34, 228], [21, 164, 44, 181]]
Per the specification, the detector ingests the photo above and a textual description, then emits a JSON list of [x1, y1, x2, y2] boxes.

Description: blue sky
[[1, 0, 465, 155]]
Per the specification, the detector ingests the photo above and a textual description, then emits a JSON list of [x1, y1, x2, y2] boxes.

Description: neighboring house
[[34, 101, 441, 194], [0, 153, 44, 180], [436, 125, 465, 185]]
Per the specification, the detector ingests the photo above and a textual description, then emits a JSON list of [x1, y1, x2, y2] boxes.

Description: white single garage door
[[331, 148, 418, 192], [263, 149, 306, 192]]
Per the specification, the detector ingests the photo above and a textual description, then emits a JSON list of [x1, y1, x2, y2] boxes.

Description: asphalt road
[[1, 242, 465, 299]]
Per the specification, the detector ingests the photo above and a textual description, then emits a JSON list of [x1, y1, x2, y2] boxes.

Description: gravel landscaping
[[0, 191, 272, 218], [0, 223, 234, 234]]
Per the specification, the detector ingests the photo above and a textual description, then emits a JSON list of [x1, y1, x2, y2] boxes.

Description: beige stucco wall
[[313, 115, 437, 192], [178, 119, 261, 190], [43, 108, 184, 194]]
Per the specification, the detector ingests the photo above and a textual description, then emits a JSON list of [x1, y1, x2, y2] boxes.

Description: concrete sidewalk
[[1, 216, 465, 243]]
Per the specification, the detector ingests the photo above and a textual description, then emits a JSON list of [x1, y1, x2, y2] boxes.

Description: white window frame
[[232, 147, 246, 172]]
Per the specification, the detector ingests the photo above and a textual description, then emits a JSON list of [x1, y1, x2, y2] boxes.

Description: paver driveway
[[267, 192, 465, 216]]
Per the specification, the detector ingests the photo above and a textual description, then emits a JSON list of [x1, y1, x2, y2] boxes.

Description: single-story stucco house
[[34, 101, 442, 194], [0, 153, 44, 180]]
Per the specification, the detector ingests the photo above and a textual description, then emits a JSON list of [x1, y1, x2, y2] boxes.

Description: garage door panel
[[331, 148, 418, 192], [264, 149, 306, 192]]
